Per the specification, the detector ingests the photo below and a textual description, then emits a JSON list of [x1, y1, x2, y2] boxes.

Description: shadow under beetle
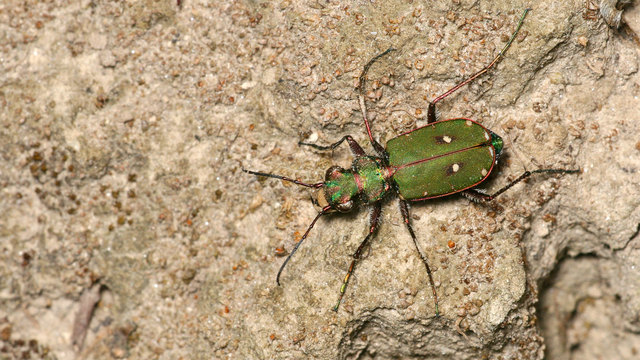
[[243, 9, 579, 316]]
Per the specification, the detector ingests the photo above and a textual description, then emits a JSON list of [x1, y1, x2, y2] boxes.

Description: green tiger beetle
[[243, 9, 579, 316]]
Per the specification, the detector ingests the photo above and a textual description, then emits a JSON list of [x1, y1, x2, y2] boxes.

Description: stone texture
[[0, 0, 639, 359]]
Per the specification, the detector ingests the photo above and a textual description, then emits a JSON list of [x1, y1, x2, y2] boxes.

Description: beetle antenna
[[277, 206, 332, 285], [242, 168, 324, 188]]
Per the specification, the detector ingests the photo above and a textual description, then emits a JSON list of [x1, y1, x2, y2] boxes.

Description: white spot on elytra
[[489, 147, 494, 157], [422, 191, 428, 196], [443, 135, 452, 143], [481, 168, 488, 176], [484, 131, 490, 140], [452, 163, 460, 172], [465, 120, 472, 126]]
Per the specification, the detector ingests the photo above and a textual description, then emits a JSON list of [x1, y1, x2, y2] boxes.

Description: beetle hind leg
[[399, 200, 440, 317], [462, 168, 581, 202], [427, 9, 532, 124], [461, 188, 491, 203]]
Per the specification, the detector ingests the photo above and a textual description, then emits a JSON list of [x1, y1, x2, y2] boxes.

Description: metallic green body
[[322, 118, 503, 208], [352, 157, 389, 203], [323, 157, 389, 208], [387, 118, 501, 200], [323, 170, 358, 206]]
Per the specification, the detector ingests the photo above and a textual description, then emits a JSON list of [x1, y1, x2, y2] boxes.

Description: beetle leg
[[461, 188, 492, 203], [427, 9, 531, 124], [333, 202, 382, 311], [399, 200, 440, 317], [299, 135, 366, 157], [358, 48, 395, 157], [426, 102, 439, 124], [462, 168, 581, 202]]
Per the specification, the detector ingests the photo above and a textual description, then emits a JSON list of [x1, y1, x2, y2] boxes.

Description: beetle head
[[491, 131, 504, 158], [316, 165, 357, 213]]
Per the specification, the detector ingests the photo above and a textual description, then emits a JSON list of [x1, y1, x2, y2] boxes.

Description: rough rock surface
[[1, 0, 639, 359]]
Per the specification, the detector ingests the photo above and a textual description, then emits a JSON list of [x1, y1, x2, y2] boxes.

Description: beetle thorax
[[317, 156, 391, 212]]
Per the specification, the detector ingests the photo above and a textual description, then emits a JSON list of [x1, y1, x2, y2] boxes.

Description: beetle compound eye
[[335, 200, 353, 213], [326, 166, 344, 180]]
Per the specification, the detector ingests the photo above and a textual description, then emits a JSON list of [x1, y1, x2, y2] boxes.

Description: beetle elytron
[[244, 9, 578, 316]]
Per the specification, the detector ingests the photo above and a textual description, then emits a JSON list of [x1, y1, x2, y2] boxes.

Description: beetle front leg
[[461, 168, 581, 202], [399, 200, 440, 317], [276, 206, 331, 285], [299, 135, 366, 157], [333, 202, 382, 311]]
